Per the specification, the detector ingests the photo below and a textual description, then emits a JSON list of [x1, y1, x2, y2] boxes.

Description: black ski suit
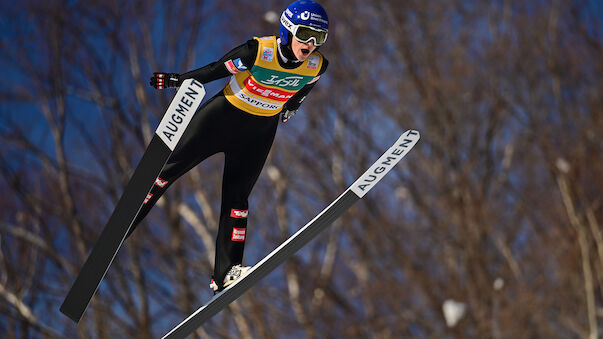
[[128, 37, 328, 288]]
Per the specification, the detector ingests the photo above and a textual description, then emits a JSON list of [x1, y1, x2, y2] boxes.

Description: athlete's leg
[[213, 115, 279, 287]]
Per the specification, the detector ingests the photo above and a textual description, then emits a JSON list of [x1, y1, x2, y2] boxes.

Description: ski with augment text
[[60, 79, 206, 323], [162, 129, 420, 339]]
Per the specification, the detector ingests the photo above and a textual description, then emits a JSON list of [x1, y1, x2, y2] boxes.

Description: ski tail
[[60, 79, 205, 323]]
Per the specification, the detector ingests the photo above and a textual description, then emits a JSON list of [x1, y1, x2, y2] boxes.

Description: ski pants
[[127, 91, 279, 286]]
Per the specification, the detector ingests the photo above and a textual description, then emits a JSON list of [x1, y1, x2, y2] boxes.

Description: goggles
[[281, 14, 328, 46], [293, 25, 328, 46]]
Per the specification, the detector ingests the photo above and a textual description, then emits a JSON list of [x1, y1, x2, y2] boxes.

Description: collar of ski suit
[[276, 38, 302, 65]]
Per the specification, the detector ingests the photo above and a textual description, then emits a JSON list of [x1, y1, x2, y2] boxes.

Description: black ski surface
[[60, 79, 205, 323], [162, 129, 420, 339]]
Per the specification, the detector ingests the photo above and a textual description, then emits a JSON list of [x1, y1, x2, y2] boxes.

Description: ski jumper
[[128, 36, 328, 287]]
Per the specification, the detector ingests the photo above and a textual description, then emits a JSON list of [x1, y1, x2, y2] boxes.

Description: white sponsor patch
[[155, 177, 168, 187], [307, 55, 319, 69], [262, 47, 274, 62]]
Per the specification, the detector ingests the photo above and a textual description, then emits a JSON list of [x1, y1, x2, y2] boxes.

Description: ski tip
[[350, 130, 420, 198]]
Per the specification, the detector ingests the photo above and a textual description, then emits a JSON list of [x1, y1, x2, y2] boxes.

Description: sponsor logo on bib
[[262, 47, 274, 62], [307, 55, 319, 69]]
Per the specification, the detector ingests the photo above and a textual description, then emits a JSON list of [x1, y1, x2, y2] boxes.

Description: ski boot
[[210, 264, 251, 292]]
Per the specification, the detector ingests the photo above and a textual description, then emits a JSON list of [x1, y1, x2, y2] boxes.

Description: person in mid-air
[[127, 0, 330, 292]]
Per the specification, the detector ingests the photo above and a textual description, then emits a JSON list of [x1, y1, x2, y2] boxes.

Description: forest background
[[0, 0, 601, 338]]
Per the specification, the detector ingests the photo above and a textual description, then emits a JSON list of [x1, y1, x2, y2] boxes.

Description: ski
[[162, 129, 420, 339], [60, 79, 206, 323]]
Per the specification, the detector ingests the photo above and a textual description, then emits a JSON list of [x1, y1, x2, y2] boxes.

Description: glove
[[281, 109, 297, 123], [150, 72, 180, 89]]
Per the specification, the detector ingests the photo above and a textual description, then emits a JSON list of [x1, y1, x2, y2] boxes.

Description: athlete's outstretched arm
[[149, 39, 259, 89]]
